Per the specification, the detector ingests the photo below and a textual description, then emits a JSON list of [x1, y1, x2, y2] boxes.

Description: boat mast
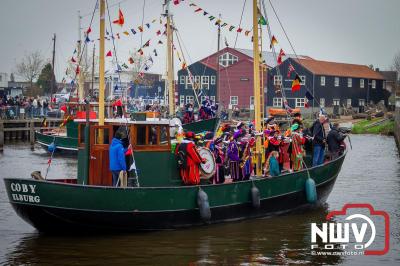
[[165, 0, 175, 116], [77, 11, 85, 102], [99, 0, 105, 127], [253, 0, 262, 176], [51, 33, 56, 101]]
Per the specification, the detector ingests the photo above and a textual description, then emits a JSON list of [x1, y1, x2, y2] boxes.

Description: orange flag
[[270, 35, 278, 49], [113, 9, 124, 27]]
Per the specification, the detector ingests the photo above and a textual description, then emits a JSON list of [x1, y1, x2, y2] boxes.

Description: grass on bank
[[351, 118, 394, 135]]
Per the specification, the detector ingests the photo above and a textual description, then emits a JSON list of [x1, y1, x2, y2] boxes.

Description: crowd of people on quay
[[172, 112, 348, 185], [0, 95, 51, 119]]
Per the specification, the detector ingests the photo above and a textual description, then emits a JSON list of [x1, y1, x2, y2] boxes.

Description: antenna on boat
[[253, 0, 262, 176], [164, 0, 175, 117]]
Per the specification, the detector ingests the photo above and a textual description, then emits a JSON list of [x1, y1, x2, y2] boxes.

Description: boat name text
[[10, 183, 40, 203]]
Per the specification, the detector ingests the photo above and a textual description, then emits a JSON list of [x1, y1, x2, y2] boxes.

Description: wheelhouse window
[[273, 97, 282, 107], [133, 124, 170, 150], [334, 77, 340, 87], [273, 75, 282, 86], [360, 79, 365, 88], [320, 76, 325, 86], [219, 52, 239, 67], [347, 78, 352, 88], [295, 98, 305, 107], [230, 96, 238, 105]]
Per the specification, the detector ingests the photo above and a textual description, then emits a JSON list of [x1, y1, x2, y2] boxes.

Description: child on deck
[[264, 151, 280, 177]]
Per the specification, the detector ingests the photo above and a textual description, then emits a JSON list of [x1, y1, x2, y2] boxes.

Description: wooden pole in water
[[253, 0, 262, 176]]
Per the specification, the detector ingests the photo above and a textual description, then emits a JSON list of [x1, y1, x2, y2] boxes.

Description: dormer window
[[219, 52, 238, 67]]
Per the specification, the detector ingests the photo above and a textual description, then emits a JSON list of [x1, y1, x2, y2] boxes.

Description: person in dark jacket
[[327, 123, 346, 159], [312, 114, 327, 166], [109, 128, 128, 186]]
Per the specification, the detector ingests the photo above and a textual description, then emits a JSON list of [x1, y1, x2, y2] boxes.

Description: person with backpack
[[311, 114, 327, 166]]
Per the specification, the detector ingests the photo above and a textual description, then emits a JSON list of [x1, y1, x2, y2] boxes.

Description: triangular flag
[[221, 23, 228, 27], [114, 84, 119, 91], [270, 35, 278, 48], [129, 161, 136, 171], [189, 3, 197, 7], [145, 23, 150, 28], [123, 31, 129, 36], [153, 49, 158, 56], [237, 28, 243, 33], [244, 30, 250, 36], [128, 57, 134, 64], [208, 16, 215, 21], [194, 8, 202, 12], [71, 57, 76, 63], [215, 19, 221, 25], [229, 25, 235, 31], [148, 56, 153, 63], [112, 9, 124, 26], [156, 30, 161, 35], [85, 35, 90, 43], [86, 27, 92, 34], [287, 63, 295, 78], [73, 49, 77, 54], [158, 40, 163, 44], [106, 50, 112, 57], [277, 49, 285, 65], [131, 29, 136, 35], [173, 0, 180, 5], [291, 74, 301, 92], [143, 40, 150, 47], [203, 11, 208, 16], [116, 33, 120, 39], [181, 62, 187, 70], [138, 49, 143, 55], [122, 63, 129, 69], [138, 26, 143, 32]]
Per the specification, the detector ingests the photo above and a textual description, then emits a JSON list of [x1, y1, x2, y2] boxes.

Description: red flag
[[106, 50, 112, 57], [291, 74, 301, 92], [156, 30, 161, 35], [113, 9, 124, 26], [173, 0, 180, 5], [75, 66, 80, 75], [287, 64, 295, 78], [86, 27, 92, 34], [138, 26, 143, 32], [236, 28, 243, 33], [71, 57, 76, 63], [277, 49, 285, 65], [128, 57, 134, 64], [194, 8, 202, 12]]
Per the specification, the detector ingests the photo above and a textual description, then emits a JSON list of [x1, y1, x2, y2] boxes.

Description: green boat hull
[[182, 118, 220, 134], [35, 131, 78, 153], [3, 152, 345, 232]]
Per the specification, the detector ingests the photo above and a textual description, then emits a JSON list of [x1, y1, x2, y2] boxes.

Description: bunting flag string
[[112, 8, 125, 27]]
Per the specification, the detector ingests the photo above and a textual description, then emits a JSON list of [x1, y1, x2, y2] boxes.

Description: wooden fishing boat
[[3, 0, 347, 234], [3, 117, 347, 232]]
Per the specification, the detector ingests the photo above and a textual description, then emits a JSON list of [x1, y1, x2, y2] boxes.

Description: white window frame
[[210, 76, 216, 85], [320, 76, 325, 86], [179, 75, 185, 85], [346, 98, 352, 107], [250, 96, 255, 106], [194, 76, 201, 89], [273, 75, 282, 86], [299, 75, 306, 85], [230, 96, 238, 105], [359, 99, 365, 106], [210, 96, 215, 102], [371, 80, 376, 89], [333, 99, 340, 106], [201, 76, 209, 90], [347, 78, 352, 88], [360, 79, 365, 88], [185, 76, 193, 89], [295, 98, 305, 108], [273, 97, 283, 107], [186, 95, 194, 104], [179, 95, 185, 105], [219, 52, 239, 67], [320, 98, 325, 107], [334, 77, 339, 87]]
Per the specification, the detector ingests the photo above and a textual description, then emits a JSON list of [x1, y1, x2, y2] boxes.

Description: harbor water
[[0, 135, 399, 265]]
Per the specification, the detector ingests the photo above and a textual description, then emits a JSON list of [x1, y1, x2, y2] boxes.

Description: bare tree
[[393, 51, 400, 78], [15, 50, 44, 89]]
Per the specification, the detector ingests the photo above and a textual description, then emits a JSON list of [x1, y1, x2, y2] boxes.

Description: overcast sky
[[0, 0, 399, 82]]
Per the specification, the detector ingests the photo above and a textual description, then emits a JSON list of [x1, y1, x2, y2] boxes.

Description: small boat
[[35, 120, 78, 153], [182, 117, 220, 134]]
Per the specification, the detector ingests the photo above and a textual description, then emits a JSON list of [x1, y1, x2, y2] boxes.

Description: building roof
[[379, 71, 398, 82], [236, 48, 312, 68], [294, 59, 385, 80]]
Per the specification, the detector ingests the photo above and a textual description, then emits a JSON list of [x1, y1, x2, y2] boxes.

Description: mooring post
[[0, 121, 4, 152], [30, 120, 35, 150]]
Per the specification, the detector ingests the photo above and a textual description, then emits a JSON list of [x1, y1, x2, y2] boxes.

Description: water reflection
[[4, 206, 342, 265]]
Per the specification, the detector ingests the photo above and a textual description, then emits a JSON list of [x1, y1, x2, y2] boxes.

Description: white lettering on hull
[[10, 182, 40, 203]]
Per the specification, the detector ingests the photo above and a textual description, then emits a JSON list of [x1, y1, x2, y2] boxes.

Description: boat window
[[149, 125, 159, 145], [160, 126, 168, 145], [136, 125, 147, 145], [94, 128, 110, 144]]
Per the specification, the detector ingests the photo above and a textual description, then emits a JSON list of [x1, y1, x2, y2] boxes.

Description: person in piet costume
[[290, 123, 305, 171], [228, 129, 244, 181], [176, 131, 205, 185], [183, 103, 194, 124]]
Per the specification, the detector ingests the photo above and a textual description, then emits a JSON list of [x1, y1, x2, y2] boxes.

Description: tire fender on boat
[[305, 177, 317, 203], [250, 184, 260, 209], [197, 188, 211, 221]]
